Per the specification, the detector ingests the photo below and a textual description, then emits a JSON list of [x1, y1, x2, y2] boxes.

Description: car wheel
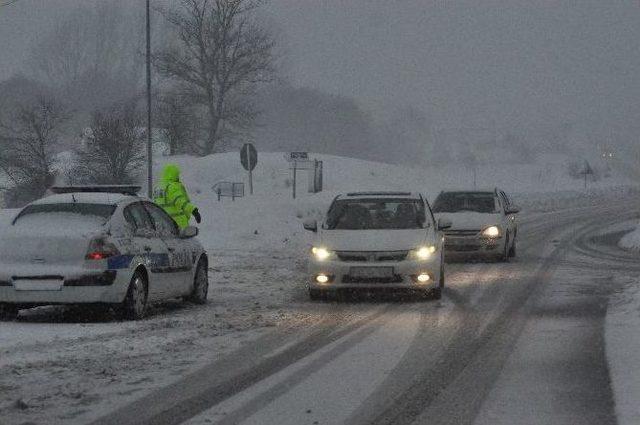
[[432, 287, 442, 300], [122, 271, 148, 320], [0, 304, 18, 321], [508, 238, 517, 258], [189, 260, 209, 304], [309, 288, 327, 301]]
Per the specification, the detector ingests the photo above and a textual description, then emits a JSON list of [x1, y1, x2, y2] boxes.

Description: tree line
[[0, 0, 274, 207]]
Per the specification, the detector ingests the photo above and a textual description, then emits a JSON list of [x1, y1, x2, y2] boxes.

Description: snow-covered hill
[[148, 152, 638, 251]]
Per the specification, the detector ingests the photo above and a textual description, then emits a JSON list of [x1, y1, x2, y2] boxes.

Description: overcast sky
[[2, 0, 640, 144]]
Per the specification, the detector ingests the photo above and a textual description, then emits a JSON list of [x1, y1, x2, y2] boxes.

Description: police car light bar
[[50, 185, 142, 196]]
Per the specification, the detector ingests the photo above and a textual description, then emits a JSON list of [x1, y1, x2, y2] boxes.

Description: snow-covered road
[[39, 199, 633, 425]]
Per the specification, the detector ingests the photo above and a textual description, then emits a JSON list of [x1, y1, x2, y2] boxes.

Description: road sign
[[288, 151, 308, 161], [240, 143, 258, 171], [240, 143, 257, 195]]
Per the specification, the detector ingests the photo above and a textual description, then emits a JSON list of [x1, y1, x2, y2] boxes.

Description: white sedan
[[0, 186, 208, 320], [303, 191, 451, 300]]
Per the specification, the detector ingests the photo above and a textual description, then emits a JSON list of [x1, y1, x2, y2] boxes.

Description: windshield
[[13, 203, 116, 225], [432, 192, 497, 214], [326, 198, 426, 230]]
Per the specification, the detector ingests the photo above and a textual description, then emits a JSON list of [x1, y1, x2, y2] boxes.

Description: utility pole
[[146, 0, 153, 197]]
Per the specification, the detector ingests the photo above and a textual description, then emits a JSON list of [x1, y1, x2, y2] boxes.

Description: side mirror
[[437, 218, 452, 231], [303, 219, 318, 232], [505, 206, 520, 215], [180, 225, 199, 239]]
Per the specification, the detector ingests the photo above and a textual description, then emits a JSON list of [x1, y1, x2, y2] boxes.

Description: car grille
[[336, 251, 409, 262], [342, 275, 404, 284], [446, 244, 481, 252], [444, 229, 480, 237]]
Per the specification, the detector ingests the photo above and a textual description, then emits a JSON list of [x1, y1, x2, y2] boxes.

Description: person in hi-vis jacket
[[153, 164, 201, 229]]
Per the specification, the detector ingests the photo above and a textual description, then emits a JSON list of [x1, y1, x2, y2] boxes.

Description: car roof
[[340, 191, 420, 199], [30, 192, 141, 206], [438, 188, 499, 195]]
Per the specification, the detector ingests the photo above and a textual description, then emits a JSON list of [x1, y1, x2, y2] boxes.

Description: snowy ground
[[605, 223, 640, 425], [0, 153, 639, 424], [618, 223, 640, 251]]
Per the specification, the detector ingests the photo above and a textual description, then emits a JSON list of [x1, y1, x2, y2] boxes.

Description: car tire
[[432, 287, 442, 300], [0, 304, 18, 321], [309, 288, 327, 301], [189, 260, 209, 304], [122, 271, 148, 320], [508, 238, 517, 258]]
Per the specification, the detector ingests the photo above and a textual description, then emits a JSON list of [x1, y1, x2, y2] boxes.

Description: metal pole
[[146, 0, 153, 198], [292, 162, 297, 199], [249, 168, 253, 195]]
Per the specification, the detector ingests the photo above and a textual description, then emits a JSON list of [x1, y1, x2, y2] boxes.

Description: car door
[[123, 202, 171, 301], [143, 202, 193, 297]]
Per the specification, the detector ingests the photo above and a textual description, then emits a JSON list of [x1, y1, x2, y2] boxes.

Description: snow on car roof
[[342, 191, 420, 199], [31, 192, 140, 206], [439, 188, 498, 194]]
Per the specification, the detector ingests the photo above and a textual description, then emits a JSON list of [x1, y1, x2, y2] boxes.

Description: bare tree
[[157, 90, 198, 155], [0, 97, 69, 206], [155, 0, 275, 155], [74, 101, 146, 184]]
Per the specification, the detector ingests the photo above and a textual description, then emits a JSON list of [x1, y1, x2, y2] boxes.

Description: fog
[[1, 0, 640, 163]]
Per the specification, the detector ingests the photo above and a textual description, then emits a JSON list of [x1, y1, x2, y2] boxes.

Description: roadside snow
[[606, 277, 640, 425], [619, 224, 640, 251]]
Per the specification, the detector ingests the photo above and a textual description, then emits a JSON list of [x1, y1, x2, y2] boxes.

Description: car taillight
[[85, 238, 120, 260]]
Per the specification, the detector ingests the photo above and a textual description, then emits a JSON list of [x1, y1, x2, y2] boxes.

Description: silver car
[[0, 186, 208, 320], [433, 188, 520, 261]]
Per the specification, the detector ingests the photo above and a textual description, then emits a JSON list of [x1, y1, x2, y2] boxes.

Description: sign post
[[580, 160, 594, 190], [240, 143, 258, 195], [287, 152, 309, 199]]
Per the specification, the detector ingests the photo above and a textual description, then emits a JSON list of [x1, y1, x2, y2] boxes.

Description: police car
[[0, 186, 208, 320]]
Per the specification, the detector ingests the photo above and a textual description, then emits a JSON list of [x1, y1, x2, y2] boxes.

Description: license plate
[[349, 267, 394, 278], [13, 280, 63, 291]]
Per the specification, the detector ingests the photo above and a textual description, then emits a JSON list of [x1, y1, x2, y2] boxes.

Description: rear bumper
[[0, 271, 130, 305]]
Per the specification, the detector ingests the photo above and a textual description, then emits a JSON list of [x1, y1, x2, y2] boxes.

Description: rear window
[[432, 192, 497, 214], [326, 198, 426, 230], [13, 203, 116, 225]]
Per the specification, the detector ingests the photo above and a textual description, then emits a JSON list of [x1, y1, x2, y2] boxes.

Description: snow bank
[[619, 224, 640, 251], [607, 278, 640, 425]]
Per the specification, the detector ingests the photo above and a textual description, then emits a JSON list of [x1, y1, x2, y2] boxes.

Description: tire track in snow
[[355, 208, 623, 425]]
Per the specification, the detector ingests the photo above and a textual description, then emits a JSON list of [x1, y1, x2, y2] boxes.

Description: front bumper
[[307, 257, 441, 291], [443, 235, 503, 257], [0, 270, 130, 306]]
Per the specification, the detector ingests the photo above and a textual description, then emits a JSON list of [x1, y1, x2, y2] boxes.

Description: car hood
[[317, 228, 430, 251], [434, 212, 501, 230]]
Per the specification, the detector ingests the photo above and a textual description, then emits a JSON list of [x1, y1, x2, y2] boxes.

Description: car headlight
[[481, 226, 501, 238], [311, 247, 334, 261], [410, 245, 437, 260]]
